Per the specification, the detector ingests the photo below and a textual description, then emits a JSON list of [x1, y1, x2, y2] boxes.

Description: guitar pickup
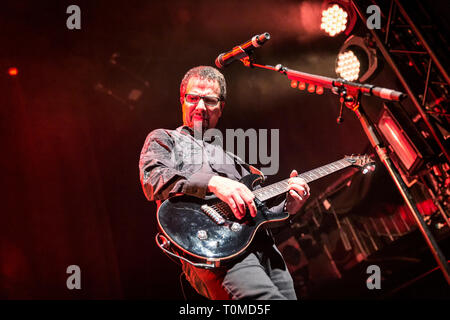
[[201, 205, 226, 225]]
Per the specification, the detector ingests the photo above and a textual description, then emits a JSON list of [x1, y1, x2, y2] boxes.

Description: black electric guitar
[[156, 155, 375, 268]]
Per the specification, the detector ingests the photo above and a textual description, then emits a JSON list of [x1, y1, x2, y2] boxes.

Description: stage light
[[376, 103, 434, 176], [321, 4, 348, 37], [320, 1, 357, 37], [378, 110, 419, 171], [336, 51, 360, 81], [8, 67, 18, 76], [335, 35, 378, 82]]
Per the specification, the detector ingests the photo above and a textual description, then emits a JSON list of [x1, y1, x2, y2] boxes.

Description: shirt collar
[[176, 125, 220, 143], [177, 125, 194, 136]]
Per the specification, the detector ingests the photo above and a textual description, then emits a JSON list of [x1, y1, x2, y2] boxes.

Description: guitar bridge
[[201, 205, 226, 225]]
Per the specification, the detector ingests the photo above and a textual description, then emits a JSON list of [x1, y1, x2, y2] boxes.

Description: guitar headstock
[[344, 154, 376, 174]]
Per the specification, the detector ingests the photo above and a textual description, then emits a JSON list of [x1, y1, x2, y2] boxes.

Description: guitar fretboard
[[252, 159, 352, 202]]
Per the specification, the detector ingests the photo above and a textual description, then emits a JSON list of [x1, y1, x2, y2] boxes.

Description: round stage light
[[320, 4, 348, 37], [335, 35, 379, 82], [336, 51, 360, 81]]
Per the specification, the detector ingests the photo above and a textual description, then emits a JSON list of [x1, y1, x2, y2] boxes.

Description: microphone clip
[[240, 55, 256, 68], [332, 85, 361, 124]]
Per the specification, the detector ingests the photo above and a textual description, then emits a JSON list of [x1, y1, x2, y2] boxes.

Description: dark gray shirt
[[139, 125, 285, 211]]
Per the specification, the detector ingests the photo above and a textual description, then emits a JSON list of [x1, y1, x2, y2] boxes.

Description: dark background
[[0, 0, 447, 299]]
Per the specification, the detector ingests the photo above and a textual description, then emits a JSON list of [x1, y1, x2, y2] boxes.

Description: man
[[139, 66, 310, 300]]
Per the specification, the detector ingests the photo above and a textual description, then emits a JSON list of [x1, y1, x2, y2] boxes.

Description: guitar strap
[[224, 150, 266, 182]]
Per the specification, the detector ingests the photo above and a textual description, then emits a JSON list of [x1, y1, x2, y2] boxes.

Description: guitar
[[156, 155, 375, 268]]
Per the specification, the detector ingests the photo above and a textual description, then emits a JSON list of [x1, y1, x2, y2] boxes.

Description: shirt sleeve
[[139, 129, 215, 201]]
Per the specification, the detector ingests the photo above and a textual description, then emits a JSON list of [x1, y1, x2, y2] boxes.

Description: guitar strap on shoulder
[[224, 150, 266, 182], [246, 164, 266, 180]]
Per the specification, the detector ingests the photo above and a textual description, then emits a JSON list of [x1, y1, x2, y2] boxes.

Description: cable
[[155, 233, 182, 267], [155, 233, 216, 269], [179, 271, 187, 301]]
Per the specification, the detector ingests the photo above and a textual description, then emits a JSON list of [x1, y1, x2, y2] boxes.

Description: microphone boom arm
[[241, 60, 406, 102], [235, 58, 450, 285]]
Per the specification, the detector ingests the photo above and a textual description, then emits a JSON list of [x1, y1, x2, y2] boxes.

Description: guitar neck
[[252, 158, 353, 202]]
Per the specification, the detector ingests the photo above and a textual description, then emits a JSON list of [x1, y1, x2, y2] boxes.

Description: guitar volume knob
[[230, 223, 242, 232], [197, 230, 208, 240]]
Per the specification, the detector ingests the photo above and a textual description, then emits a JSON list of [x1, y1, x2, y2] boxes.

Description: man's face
[[181, 77, 224, 131]]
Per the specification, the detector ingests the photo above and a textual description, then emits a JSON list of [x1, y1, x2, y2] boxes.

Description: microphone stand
[[239, 57, 450, 284]]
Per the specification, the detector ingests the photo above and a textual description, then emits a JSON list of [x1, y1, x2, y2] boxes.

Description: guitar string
[[207, 159, 356, 220], [210, 160, 350, 217]]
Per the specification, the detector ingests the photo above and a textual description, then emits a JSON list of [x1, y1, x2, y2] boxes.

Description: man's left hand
[[285, 169, 310, 215]]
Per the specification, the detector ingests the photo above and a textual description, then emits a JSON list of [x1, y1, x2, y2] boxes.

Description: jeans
[[182, 231, 297, 300]]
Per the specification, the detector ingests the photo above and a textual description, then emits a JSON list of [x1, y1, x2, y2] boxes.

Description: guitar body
[[156, 155, 374, 268], [157, 174, 289, 266]]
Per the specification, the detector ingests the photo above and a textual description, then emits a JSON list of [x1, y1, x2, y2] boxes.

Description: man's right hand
[[207, 176, 257, 220]]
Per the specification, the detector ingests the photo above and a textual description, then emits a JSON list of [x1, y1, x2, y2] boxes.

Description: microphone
[[371, 86, 407, 101], [215, 32, 271, 69], [333, 79, 407, 102]]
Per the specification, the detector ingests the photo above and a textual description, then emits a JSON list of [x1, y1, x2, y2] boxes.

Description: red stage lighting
[[8, 67, 18, 76], [376, 103, 434, 176], [378, 111, 418, 170]]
